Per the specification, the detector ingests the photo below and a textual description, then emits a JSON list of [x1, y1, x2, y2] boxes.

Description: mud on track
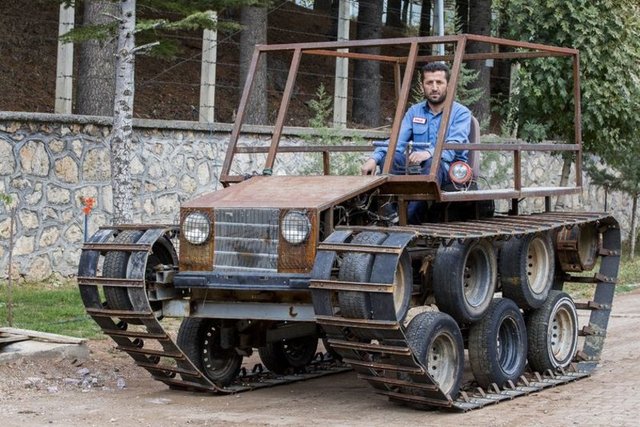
[[1, 289, 639, 427]]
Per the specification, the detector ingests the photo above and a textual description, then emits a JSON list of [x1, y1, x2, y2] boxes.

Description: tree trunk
[[387, 0, 403, 28], [110, 0, 136, 224], [555, 157, 572, 210], [419, 0, 432, 56], [456, 0, 469, 33], [631, 194, 638, 259], [76, 0, 118, 116], [467, 0, 492, 122], [240, 7, 268, 125], [314, 0, 332, 12], [352, 0, 382, 127]]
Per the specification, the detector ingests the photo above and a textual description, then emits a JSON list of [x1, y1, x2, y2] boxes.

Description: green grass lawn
[[0, 278, 104, 339]]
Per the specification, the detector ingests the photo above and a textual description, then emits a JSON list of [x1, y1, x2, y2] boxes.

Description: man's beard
[[428, 92, 447, 105]]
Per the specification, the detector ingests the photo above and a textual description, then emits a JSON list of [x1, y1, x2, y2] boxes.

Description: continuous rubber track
[[310, 212, 620, 411], [77, 225, 348, 394]]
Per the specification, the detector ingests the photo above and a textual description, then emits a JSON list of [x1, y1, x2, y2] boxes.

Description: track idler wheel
[[526, 290, 579, 372], [468, 298, 527, 389], [103, 229, 177, 317], [499, 232, 554, 309], [432, 239, 497, 323], [176, 318, 242, 387]]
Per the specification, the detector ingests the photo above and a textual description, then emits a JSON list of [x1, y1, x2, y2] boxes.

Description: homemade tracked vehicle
[[78, 35, 620, 411]]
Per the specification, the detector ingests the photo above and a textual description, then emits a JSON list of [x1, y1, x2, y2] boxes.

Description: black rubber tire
[[176, 318, 242, 387], [499, 232, 555, 310], [404, 311, 464, 400], [432, 239, 497, 323], [338, 232, 387, 318], [258, 334, 319, 375], [526, 290, 579, 372], [104, 230, 176, 313], [468, 298, 527, 389], [103, 230, 144, 311]]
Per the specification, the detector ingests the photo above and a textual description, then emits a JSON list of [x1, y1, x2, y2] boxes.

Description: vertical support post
[[333, 0, 350, 128], [55, 3, 74, 114], [573, 52, 583, 187], [199, 11, 218, 123]]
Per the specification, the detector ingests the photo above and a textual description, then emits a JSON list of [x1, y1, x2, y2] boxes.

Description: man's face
[[422, 70, 448, 105]]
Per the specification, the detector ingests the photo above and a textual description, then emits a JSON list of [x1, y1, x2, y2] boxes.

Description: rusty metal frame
[[220, 34, 582, 204]]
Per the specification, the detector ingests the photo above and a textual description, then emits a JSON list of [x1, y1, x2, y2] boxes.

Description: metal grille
[[214, 208, 279, 272]]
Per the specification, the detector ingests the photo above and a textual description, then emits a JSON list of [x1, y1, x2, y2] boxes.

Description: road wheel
[[432, 239, 497, 323], [526, 290, 578, 372], [104, 230, 176, 312], [404, 311, 464, 400], [469, 298, 527, 389], [500, 232, 554, 309], [103, 230, 144, 311], [338, 232, 387, 318], [177, 318, 242, 387], [258, 334, 319, 374]]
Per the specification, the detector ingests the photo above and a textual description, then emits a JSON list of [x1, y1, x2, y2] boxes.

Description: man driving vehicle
[[360, 62, 471, 223]]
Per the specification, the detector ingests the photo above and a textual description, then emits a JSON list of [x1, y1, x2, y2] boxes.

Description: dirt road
[[1, 289, 639, 427]]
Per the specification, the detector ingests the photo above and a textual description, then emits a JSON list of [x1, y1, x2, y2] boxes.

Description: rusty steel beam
[[264, 48, 302, 171], [221, 48, 262, 185], [382, 42, 419, 174], [303, 49, 402, 63], [429, 36, 467, 181], [573, 52, 583, 187]]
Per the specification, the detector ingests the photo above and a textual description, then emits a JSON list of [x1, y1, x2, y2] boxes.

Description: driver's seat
[[467, 116, 481, 179]]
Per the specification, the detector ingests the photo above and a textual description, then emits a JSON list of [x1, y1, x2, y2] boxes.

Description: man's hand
[[361, 158, 378, 175], [408, 150, 431, 165]]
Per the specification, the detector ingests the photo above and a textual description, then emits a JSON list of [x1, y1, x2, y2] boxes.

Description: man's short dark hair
[[421, 62, 451, 82]]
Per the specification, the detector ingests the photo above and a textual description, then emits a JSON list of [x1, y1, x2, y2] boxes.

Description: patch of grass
[[618, 255, 640, 290], [0, 278, 104, 339], [563, 256, 640, 300]]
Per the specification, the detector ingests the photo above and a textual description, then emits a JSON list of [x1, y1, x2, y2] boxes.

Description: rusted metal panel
[[184, 175, 387, 210]]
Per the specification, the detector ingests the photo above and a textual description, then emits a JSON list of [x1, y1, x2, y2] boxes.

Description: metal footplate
[[310, 212, 621, 411], [78, 226, 349, 395]]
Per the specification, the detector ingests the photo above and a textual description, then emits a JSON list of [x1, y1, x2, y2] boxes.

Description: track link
[[78, 226, 348, 394], [310, 212, 620, 411]]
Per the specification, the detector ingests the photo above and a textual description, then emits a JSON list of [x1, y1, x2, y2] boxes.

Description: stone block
[[0, 139, 16, 174], [54, 155, 79, 183], [197, 163, 210, 185], [49, 139, 65, 153], [82, 148, 111, 181], [14, 235, 35, 256], [18, 209, 39, 230], [180, 175, 197, 193], [26, 255, 52, 281], [47, 185, 71, 204], [20, 140, 50, 176], [39, 226, 60, 247], [64, 223, 83, 243]]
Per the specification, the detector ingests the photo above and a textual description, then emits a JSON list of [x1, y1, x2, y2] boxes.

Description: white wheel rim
[[464, 244, 494, 308], [427, 333, 458, 394], [527, 237, 551, 295], [549, 300, 578, 366]]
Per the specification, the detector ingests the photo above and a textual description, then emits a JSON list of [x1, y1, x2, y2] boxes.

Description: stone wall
[[0, 112, 634, 281]]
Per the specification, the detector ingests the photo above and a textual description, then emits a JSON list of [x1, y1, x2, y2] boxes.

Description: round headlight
[[449, 161, 473, 184], [281, 211, 311, 245], [183, 212, 211, 245]]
